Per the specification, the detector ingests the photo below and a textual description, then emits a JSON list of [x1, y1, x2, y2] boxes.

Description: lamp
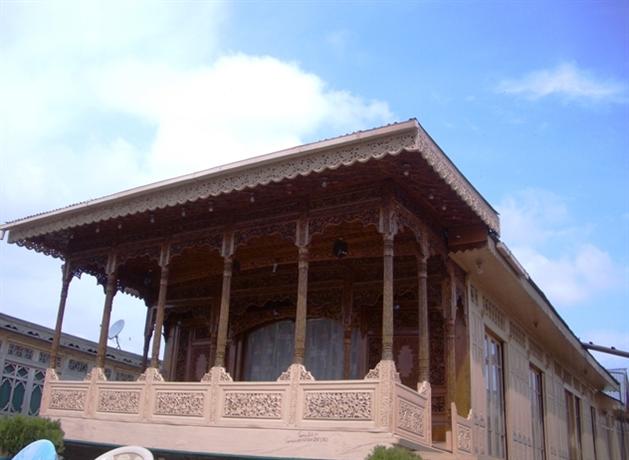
[[333, 239, 348, 258]]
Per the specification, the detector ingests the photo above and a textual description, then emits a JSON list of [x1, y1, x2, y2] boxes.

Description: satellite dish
[[108, 319, 125, 350]]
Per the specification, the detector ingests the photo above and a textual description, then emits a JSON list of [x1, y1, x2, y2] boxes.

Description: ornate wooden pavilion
[[1, 120, 626, 460]]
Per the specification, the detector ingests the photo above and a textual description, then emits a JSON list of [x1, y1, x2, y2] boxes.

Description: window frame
[[483, 330, 507, 459]]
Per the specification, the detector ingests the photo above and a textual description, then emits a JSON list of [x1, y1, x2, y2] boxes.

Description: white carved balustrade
[[40, 364, 434, 451], [450, 402, 474, 457], [393, 381, 432, 446]]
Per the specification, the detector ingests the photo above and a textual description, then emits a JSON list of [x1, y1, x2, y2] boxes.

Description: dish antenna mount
[[108, 319, 125, 350]]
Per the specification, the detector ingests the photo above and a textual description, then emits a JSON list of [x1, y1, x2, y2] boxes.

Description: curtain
[[243, 318, 346, 381]]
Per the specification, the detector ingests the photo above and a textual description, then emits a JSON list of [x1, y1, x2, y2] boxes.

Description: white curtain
[[243, 318, 346, 381]]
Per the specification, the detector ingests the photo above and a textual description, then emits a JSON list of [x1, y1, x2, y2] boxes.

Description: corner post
[[214, 230, 235, 369], [49, 261, 74, 376], [95, 251, 118, 373], [417, 243, 430, 384], [379, 192, 398, 362], [149, 242, 171, 371], [293, 215, 310, 365], [445, 262, 457, 413]]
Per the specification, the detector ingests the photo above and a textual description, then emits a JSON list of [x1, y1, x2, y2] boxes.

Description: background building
[[0, 312, 143, 416]]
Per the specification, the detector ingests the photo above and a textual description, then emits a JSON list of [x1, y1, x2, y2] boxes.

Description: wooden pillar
[[418, 254, 430, 383], [50, 262, 74, 370], [141, 306, 154, 371], [382, 233, 395, 360], [208, 300, 218, 368], [293, 216, 310, 365], [379, 192, 397, 362], [342, 279, 353, 379], [150, 243, 171, 369], [445, 264, 457, 408], [214, 231, 234, 368], [96, 252, 117, 369]]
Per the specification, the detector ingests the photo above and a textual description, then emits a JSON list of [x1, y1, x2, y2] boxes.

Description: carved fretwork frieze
[[170, 231, 222, 259], [117, 244, 161, 266], [310, 187, 381, 210], [235, 221, 296, 247], [309, 205, 380, 238]]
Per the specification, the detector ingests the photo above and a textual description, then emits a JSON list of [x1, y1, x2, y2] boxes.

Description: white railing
[[450, 401, 474, 456], [40, 362, 434, 450]]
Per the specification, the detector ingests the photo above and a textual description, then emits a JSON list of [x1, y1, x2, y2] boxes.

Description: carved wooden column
[[95, 252, 118, 371], [379, 193, 397, 362], [214, 230, 234, 369], [342, 278, 353, 380], [208, 300, 219, 367], [293, 216, 310, 365], [445, 263, 457, 410], [50, 262, 73, 374], [417, 253, 430, 383], [382, 233, 395, 360], [150, 243, 171, 370], [141, 306, 154, 371]]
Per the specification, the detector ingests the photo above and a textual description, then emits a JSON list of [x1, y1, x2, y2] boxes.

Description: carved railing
[[393, 381, 432, 446], [40, 362, 433, 450], [450, 402, 474, 456]]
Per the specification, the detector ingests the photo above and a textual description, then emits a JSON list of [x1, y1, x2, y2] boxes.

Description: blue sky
[[0, 1, 627, 369]]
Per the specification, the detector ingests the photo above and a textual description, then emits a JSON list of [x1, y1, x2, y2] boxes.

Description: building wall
[[468, 281, 628, 460], [0, 327, 142, 416]]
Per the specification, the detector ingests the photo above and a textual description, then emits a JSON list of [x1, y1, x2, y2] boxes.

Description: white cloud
[[497, 63, 625, 102], [498, 189, 622, 306], [0, 2, 393, 352]]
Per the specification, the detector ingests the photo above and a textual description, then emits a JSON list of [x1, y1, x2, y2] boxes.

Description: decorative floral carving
[[200, 366, 233, 383], [84, 367, 107, 382], [277, 364, 314, 382], [137, 367, 164, 382], [364, 360, 400, 382], [398, 399, 424, 435], [457, 423, 472, 452], [364, 366, 380, 380], [49, 389, 86, 411], [304, 391, 372, 420], [154, 391, 205, 417], [97, 390, 140, 414], [223, 392, 283, 418]]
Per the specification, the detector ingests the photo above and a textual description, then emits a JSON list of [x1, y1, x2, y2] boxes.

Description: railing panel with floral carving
[[96, 383, 145, 418], [297, 381, 379, 428], [451, 402, 474, 456], [393, 382, 431, 446]]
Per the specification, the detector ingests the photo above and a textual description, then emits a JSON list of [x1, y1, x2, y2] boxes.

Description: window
[[590, 406, 598, 460], [529, 365, 546, 460], [565, 390, 583, 460], [0, 361, 45, 415], [484, 332, 506, 458]]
